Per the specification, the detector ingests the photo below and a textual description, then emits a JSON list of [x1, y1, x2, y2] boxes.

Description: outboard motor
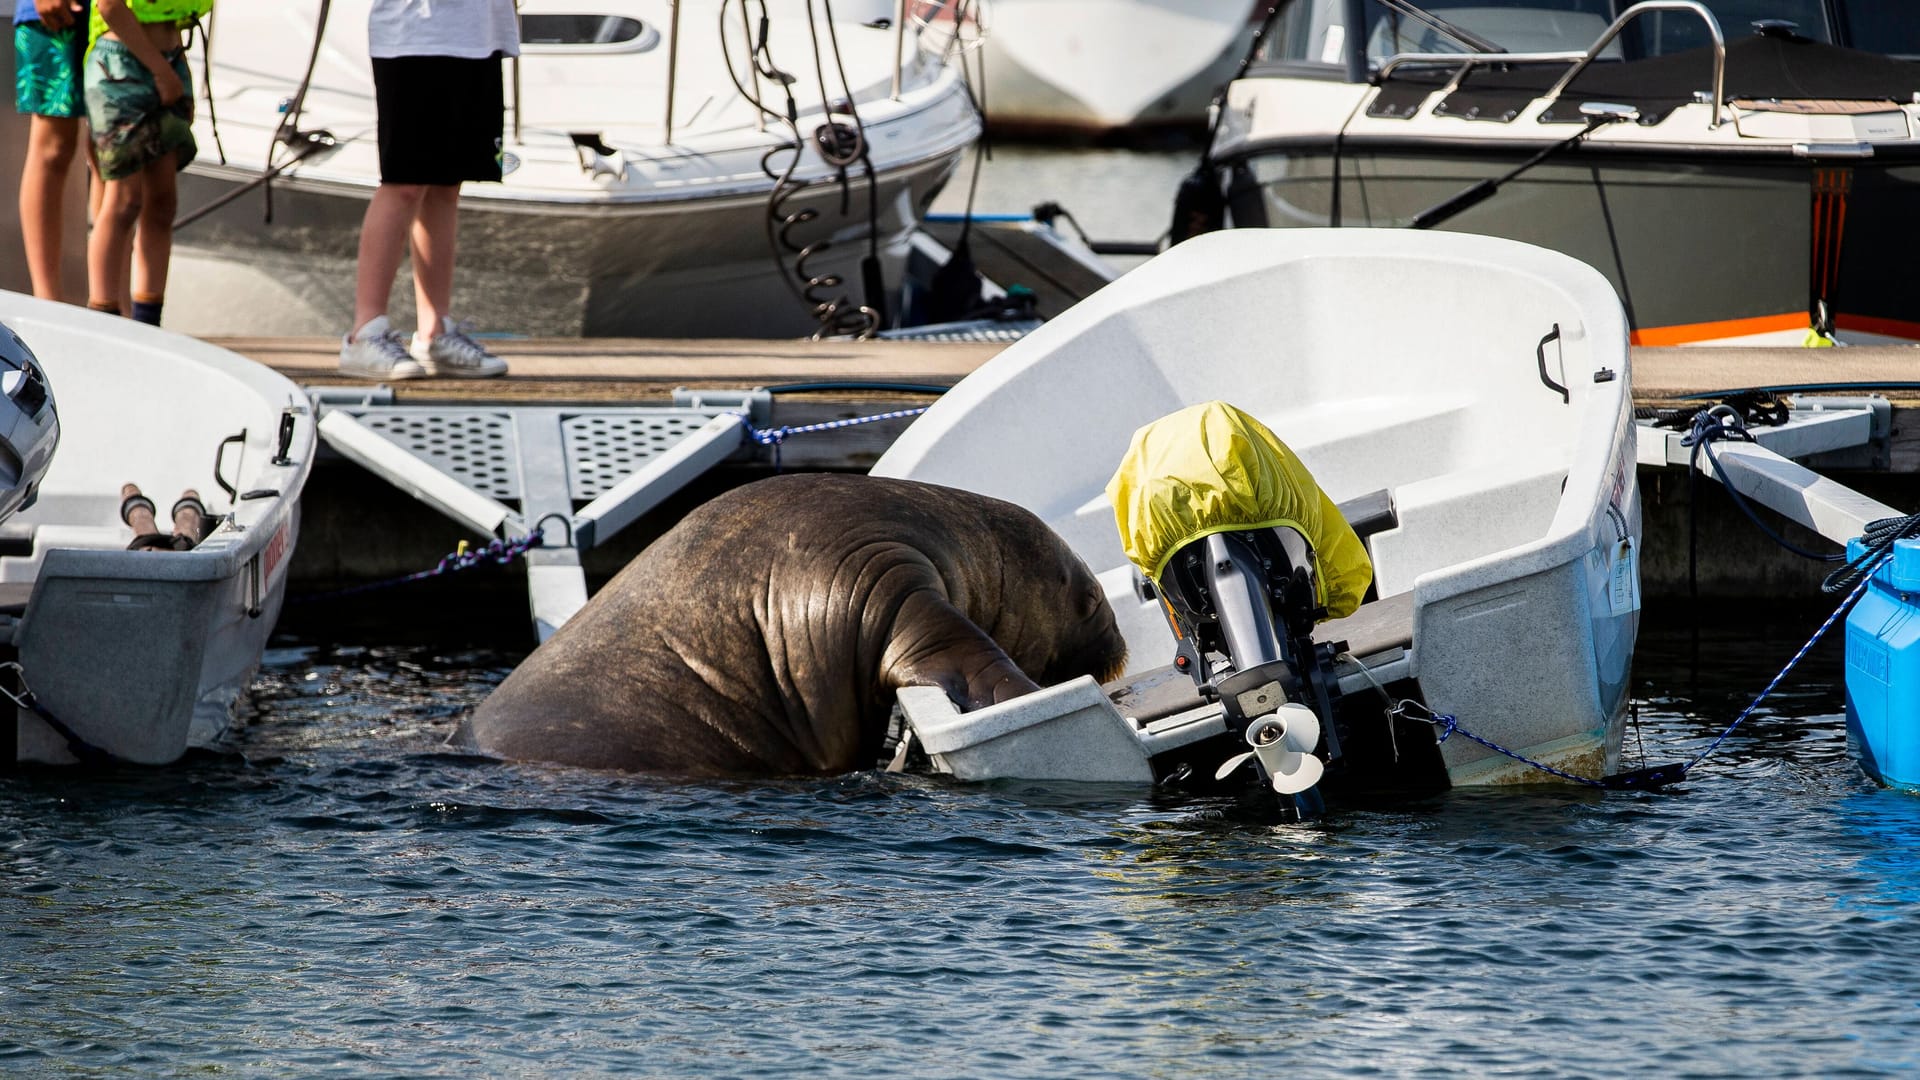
[[1108, 401, 1372, 811], [0, 322, 60, 525]]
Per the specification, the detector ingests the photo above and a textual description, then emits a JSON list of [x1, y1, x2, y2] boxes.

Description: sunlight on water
[[4, 611, 1919, 1076]]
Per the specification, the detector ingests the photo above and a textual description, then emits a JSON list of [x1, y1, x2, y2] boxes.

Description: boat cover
[[1106, 401, 1372, 621]]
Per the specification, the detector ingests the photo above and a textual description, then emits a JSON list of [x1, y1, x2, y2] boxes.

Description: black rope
[[1683, 404, 1844, 566]]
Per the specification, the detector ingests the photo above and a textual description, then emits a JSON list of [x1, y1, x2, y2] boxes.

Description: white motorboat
[[1182, 0, 1920, 346], [940, 0, 1258, 135], [0, 292, 315, 765], [874, 228, 1642, 796], [169, 0, 980, 338]]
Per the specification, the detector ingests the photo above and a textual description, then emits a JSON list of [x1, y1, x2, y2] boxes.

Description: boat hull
[[0, 294, 316, 765], [1220, 148, 1920, 345], [877, 228, 1639, 789], [978, 0, 1252, 134], [168, 150, 967, 338]]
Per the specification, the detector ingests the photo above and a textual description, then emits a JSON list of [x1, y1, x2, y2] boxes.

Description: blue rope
[[1396, 701, 1609, 788], [292, 528, 546, 604], [1679, 555, 1879, 772], [744, 406, 929, 470], [1393, 555, 1880, 788]]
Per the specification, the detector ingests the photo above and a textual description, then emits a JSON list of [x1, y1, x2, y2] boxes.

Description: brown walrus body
[[459, 474, 1128, 776]]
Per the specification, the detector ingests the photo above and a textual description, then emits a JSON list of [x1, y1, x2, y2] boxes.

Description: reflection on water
[[3, 611, 1919, 1076]]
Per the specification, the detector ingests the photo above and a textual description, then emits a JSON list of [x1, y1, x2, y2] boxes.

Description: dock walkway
[[224, 336, 1920, 604]]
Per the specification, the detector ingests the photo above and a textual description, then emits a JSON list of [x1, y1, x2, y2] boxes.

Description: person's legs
[[18, 114, 81, 300], [351, 181, 428, 335], [170, 488, 205, 544], [130, 154, 178, 325], [87, 173, 143, 314], [409, 183, 460, 339]]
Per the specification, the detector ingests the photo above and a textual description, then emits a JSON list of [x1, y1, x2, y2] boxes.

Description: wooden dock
[[225, 335, 1920, 605], [222, 337, 1920, 403]]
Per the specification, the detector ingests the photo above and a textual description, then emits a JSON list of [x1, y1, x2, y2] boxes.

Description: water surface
[[4, 610, 1918, 1077]]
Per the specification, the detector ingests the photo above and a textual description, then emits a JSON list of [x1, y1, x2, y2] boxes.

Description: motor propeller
[[1213, 703, 1324, 794]]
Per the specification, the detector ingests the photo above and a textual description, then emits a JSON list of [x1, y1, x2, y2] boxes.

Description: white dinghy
[[170, 0, 980, 339], [873, 228, 1642, 797], [0, 294, 315, 765]]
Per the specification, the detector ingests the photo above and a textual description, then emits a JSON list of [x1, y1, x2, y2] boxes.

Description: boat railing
[[1375, 0, 1727, 129]]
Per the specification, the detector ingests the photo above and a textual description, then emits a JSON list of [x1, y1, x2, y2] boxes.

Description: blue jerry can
[[1845, 537, 1920, 791]]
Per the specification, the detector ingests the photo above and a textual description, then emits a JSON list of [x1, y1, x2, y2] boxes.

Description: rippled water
[[5, 609, 1919, 1077]]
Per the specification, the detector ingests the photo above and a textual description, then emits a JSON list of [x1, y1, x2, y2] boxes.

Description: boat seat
[[1314, 588, 1414, 658]]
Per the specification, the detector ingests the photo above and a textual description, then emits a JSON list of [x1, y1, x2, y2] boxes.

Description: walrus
[[458, 473, 1129, 776]]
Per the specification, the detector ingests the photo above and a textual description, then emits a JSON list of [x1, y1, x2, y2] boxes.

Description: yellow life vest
[[1106, 400, 1373, 622], [90, 0, 213, 47]]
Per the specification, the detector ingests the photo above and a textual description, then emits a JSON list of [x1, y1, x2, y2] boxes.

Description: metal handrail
[[1542, 1, 1725, 127], [664, 0, 682, 143], [1374, 0, 1728, 129], [891, 0, 908, 99]]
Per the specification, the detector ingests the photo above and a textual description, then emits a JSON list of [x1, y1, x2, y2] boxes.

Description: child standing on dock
[[12, 0, 90, 301], [82, 0, 206, 325], [338, 0, 516, 381]]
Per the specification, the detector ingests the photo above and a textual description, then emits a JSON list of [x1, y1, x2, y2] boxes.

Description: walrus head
[[959, 497, 1130, 692]]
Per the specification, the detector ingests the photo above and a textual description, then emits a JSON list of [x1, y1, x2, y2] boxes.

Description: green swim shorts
[[83, 37, 195, 181], [13, 20, 86, 119]]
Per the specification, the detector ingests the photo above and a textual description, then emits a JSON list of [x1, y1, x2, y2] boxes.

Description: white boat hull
[[172, 0, 981, 338], [974, 0, 1255, 133], [875, 228, 1640, 787], [1, 293, 316, 765]]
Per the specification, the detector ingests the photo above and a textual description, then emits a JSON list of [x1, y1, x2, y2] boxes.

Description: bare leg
[[18, 115, 82, 301], [87, 175, 145, 314], [350, 182, 428, 335], [130, 154, 180, 319], [171, 488, 205, 544], [120, 482, 159, 534], [409, 183, 461, 339]]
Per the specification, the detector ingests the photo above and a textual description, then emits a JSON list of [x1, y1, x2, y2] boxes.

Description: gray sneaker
[[339, 315, 425, 380], [411, 317, 508, 378]]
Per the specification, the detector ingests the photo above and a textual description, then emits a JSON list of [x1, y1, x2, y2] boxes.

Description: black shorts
[[371, 54, 505, 185]]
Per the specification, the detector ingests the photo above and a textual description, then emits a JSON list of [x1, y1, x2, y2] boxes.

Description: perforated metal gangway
[[312, 388, 769, 640]]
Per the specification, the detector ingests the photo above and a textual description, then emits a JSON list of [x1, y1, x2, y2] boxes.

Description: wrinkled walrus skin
[[459, 474, 1129, 776]]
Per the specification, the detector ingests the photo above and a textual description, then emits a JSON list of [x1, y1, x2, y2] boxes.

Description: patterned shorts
[[83, 38, 196, 181], [13, 20, 85, 119]]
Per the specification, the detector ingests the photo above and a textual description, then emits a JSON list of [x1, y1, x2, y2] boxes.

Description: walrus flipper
[[881, 590, 1043, 711]]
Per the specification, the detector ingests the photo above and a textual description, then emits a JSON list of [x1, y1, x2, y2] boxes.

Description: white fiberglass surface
[[0, 303, 294, 532], [199, 1, 929, 152], [874, 229, 1625, 631]]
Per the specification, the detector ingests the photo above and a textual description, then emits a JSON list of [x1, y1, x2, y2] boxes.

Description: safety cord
[[291, 528, 547, 605], [743, 405, 929, 471], [1676, 562, 1876, 774], [1342, 550, 1877, 791], [1, 662, 122, 766]]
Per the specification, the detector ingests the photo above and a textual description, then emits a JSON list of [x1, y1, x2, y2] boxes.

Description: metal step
[[312, 387, 770, 640]]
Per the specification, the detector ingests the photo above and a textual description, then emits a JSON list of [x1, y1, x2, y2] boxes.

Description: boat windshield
[[1256, 0, 1919, 67]]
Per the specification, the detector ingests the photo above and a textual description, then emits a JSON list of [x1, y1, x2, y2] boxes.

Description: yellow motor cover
[[1106, 401, 1372, 622]]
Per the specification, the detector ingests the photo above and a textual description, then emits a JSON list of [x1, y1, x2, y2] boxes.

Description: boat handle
[[1537, 324, 1569, 404], [213, 430, 247, 503], [272, 409, 296, 466], [246, 553, 263, 619]]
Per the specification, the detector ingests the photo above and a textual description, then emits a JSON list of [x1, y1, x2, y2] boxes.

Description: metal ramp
[[311, 388, 770, 640], [1636, 396, 1901, 541]]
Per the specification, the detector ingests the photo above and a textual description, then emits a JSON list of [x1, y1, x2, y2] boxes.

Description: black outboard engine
[[1152, 526, 1347, 809], [1109, 401, 1373, 810]]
